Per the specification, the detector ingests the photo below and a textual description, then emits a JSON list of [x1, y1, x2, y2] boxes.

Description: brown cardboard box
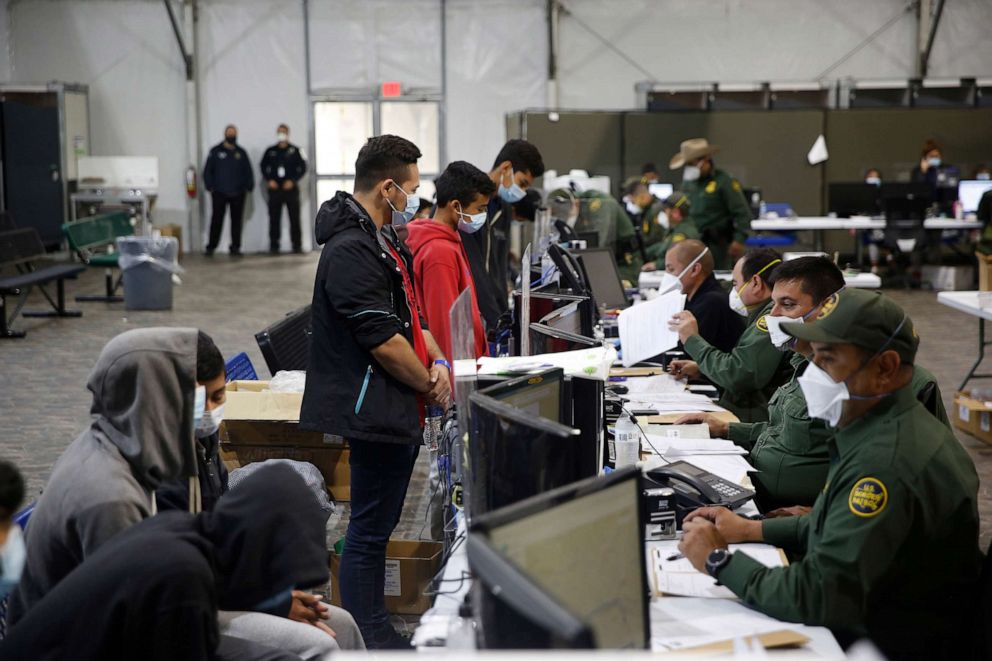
[[221, 381, 339, 448], [978, 253, 992, 292], [156, 224, 183, 260], [328, 540, 443, 615], [221, 445, 350, 501], [953, 391, 992, 444]]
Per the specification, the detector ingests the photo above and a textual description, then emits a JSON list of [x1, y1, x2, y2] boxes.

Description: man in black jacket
[[261, 124, 308, 254], [300, 134, 451, 649], [464, 139, 545, 329], [204, 125, 254, 257]]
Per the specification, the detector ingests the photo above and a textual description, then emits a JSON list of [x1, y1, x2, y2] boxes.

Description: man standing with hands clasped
[[261, 124, 308, 254], [676, 289, 980, 659], [300, 135, 450, 650]]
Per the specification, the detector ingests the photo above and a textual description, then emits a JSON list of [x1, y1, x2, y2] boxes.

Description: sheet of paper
[[651, 543, 786, 600], [621, 373, 687, 395], [617, 291, 685, 367], [641, 435, 744, 457], [476, 345, 617, 380], [643, 423, 710, 439], [624, 399, 727, 413], [651, 599, 797, 651]]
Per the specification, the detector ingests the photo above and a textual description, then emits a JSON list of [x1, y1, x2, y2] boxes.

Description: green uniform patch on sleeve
[[848, 477, 888, 517], [756, 316, 769, 333]]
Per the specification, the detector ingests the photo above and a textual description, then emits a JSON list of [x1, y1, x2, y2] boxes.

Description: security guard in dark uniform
[[261, 123, 308, 254], [203, 124, 254, 256], [643, 192, 700, 267], [669, 138, 752, 269], [678, 288, 981, 659], [668, 249, 791, 423], [678, 257, 949, 512]]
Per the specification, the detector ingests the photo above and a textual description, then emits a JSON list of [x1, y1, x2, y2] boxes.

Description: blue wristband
[[433, 359, 451, 371]]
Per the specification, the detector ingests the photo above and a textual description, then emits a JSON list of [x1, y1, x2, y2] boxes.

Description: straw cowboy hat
[[669, 138, 719, 170]]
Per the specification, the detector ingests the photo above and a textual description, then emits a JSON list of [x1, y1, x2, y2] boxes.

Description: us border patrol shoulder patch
[[849, 477, 887, 517], [755, 316, 769, 333]]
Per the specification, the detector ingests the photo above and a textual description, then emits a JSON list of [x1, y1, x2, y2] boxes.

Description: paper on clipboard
[[617, 292, 685, 367], [651, 543, 787, 600]]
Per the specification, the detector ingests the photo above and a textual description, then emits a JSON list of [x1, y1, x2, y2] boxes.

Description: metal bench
[[62, 212, 136, 303], [0, 228, 86, 338]]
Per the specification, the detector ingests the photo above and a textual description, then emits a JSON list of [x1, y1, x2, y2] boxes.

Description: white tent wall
[[7, 0, 190, 230], [555, 0, 992, 110], [198, 0, 310, 253], [0, 0, 12, 82]]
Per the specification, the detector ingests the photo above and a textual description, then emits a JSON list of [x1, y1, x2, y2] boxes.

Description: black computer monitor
[[511, 289, 596, 352], [828, 182, 881, 217], [468, 389, 593, 517], [529, 322, 600, 355], [563, 374, 605, 475], [468, 466, 649, 649], [547, 243, 590, 299], [575, 248, 629, 310], [879, 182, 933, 227]]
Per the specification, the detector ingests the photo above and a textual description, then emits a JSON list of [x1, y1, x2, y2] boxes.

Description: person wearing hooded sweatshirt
[[406, 160, 496, 360], [301, 134, 451, 649], [9, 327, 203, 623], [0, 464, 327, 661]]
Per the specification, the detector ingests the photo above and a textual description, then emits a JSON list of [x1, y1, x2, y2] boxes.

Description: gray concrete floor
[[1, 254, 990, 550]]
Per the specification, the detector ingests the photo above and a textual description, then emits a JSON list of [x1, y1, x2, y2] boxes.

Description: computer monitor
[[563, 374, 605, 475], [468, 467, 649, 649], [529, 322, 600, 355], [648, 183, 673, 200], [575, 248, 629, 310], [547, 243, 590, 298], [960, 180, 992, 214], [828, 182, 881, 217], [480, 367, 565, 422], [879, 182, 933, 227], [511, 289, 596, 353], [468, 389, 593, 518]]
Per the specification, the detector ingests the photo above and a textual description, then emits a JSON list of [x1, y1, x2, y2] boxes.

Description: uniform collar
[[747, 298, 773, 324], [831, 383, 918, 458]]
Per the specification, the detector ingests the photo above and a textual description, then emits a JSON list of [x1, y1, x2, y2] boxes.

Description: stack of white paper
[[476, 345, 617, 380], [651, 542, 786, 600], [617, 291, 685, 367], [621, 374, 686, 395]]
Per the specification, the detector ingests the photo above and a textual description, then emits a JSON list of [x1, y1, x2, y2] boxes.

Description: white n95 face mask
[[660, 246, 709, 295], [729, 286, 749, 316], [765, 314, 800, 349], [797, 360, 849, 428], [196, 403, 225, 439], [683, 165, 701, 182]]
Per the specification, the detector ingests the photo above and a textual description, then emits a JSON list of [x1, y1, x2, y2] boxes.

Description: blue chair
[[225, 352, 258, 382], [747, 203, 797, 248], [0, 502, 35, 640]]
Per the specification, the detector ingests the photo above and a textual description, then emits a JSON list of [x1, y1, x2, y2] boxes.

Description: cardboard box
[[222, 380, 340, 448], [978, 253, 992, 292], [155, 224, 183, 260], [953, 391, 992, 444], [328, 540, 443, 615], [221, 445, 351, 501], [921, 265, 974, 291]]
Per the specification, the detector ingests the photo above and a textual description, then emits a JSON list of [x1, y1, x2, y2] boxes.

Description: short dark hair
[[277, 123, 289, 131], [492, 139, 545, 177], [768, 256, 845, 304], [196, 330, 225, 383], [641, 162, 658, 174], [435, 161, 497, 207], [0, 460, 25, 520], [742, 248, 782, 286], [513, 188, 543, 221], [354, 135, 422, 192], [921, 138, 942, 158]]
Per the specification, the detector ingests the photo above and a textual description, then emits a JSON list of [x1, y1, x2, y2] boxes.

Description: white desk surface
[[937, 290, 992, 322], [752, 216, 981, 231]]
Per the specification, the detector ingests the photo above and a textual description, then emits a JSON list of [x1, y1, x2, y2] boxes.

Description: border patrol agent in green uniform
[[668, 249, 791, 423], [678, 288, 981, 659], [643, 192, 701, 266], [669, 138, 752, 269], [678, 257, 950, 512], [553, 188, 642, 283]]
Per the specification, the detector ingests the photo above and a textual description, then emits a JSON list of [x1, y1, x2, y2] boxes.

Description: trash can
[[116, 236, 183, 310]]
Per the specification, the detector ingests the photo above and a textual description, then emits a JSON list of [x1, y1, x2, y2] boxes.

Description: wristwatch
[[433, 359, 452, 372], [705, 548, 733, 582]]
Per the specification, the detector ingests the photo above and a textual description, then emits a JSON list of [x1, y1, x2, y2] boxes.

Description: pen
[[666, 552, 684, 561]]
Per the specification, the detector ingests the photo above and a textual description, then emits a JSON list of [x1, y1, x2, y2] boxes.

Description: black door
[[0, 92, 64, 248]]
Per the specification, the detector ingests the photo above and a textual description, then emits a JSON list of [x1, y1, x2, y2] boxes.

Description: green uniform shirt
[[718, 385, 981, 657], [644, 218, 702, 263], [573, 191, 643, 282], [728, 357, 951, 511], [683, 300, 791, 423], [639, 198, 668, 250], [684, 168, 752, 268]]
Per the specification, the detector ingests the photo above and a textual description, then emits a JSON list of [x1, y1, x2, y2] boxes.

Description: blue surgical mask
[[498, 168, 526, 203], [386, 182, 420, 227], [457, 205, 487, 234], [254, 587, 293, 617], [977, 173, 991, 181], [193, 385, 206, 431], [0, 526, 27, 600], [928, 157, 942, 168]]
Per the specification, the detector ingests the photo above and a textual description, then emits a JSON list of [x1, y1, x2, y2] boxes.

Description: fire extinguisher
[[185, 165, 197, 198]]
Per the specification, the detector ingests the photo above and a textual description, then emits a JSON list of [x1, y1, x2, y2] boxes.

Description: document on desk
[[617, 291, 685, 367], [651, 598, 801, 651], [651, 542, 787, 600], [620, 374, 686, 395]]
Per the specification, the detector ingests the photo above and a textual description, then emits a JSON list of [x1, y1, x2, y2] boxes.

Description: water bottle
[[424, 405, 444, 452], [447, 600, 477, 649], [758, 198, 767, 220], [614, 412, 641, 468]]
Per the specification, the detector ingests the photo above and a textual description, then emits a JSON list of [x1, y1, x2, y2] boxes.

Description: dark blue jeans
[[340, 439, 420, 642]]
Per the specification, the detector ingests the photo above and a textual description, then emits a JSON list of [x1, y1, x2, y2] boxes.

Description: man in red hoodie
[[406, 161, 497, 360]]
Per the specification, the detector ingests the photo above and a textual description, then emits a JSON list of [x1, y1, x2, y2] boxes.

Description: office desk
[[752, 216, 982, 255], [937, 291, 992, 390]]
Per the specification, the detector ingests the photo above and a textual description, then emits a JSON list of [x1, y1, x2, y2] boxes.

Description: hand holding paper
[[618, 291, 686, 367]]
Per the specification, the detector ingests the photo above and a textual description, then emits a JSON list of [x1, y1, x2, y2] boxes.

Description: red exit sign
[[381, 81, 402, 98]]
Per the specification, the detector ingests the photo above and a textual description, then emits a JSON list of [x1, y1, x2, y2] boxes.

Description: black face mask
[[225, 135, 237, 145]]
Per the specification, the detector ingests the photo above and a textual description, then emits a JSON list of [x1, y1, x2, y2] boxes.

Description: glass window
[[314, 102, 373, 175], [380, 102, 440, 174], [316, 178, 354, 206]]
